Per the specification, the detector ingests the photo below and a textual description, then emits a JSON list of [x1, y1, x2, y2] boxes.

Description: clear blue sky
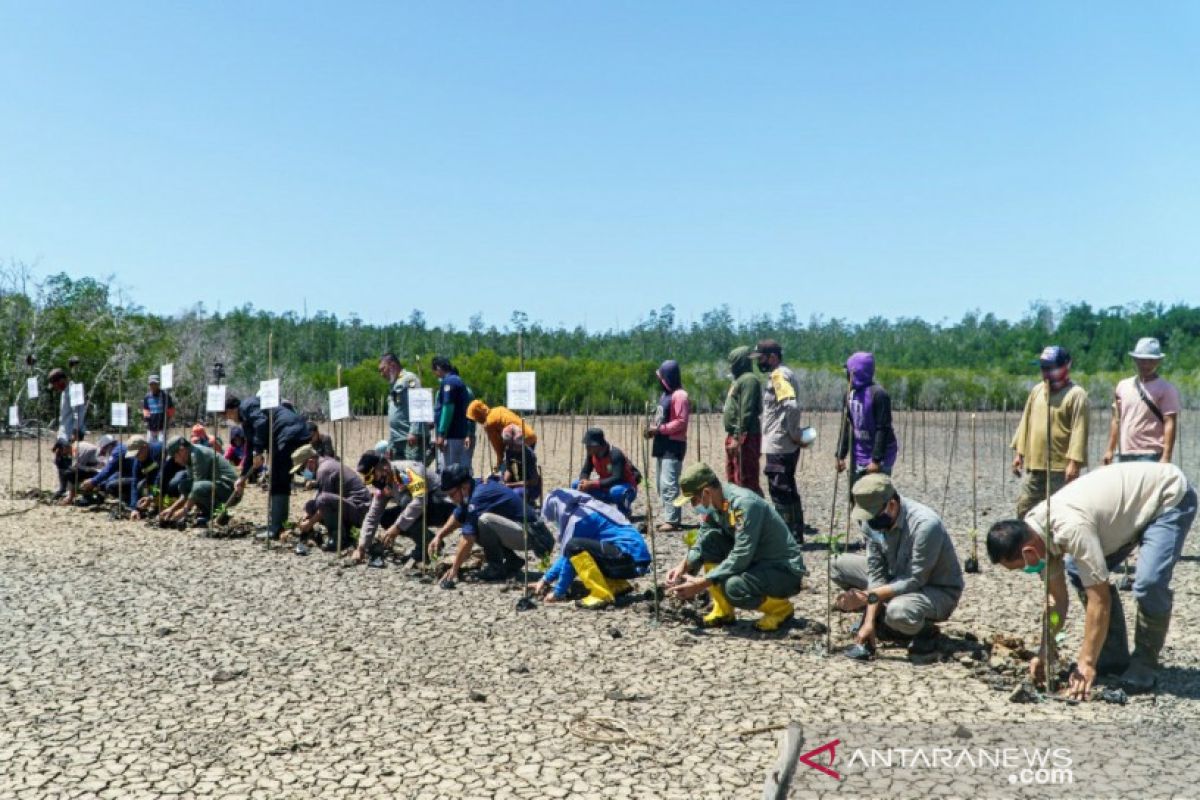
[[2, 2, 1198, 332]]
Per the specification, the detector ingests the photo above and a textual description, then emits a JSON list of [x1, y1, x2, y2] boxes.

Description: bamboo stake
[[940, 409, 959, 516], [336, 363, 344, 555], [266, 333, 274, 551], [1043, 379, 1057, 695], [643, 400, 659, 624], [826, 408, 850, 655]]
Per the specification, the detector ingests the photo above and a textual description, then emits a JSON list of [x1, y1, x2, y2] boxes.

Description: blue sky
[[2, 2, 1198, 332]]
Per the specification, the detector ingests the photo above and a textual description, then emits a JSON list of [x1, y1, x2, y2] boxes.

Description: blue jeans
[[1117, 453, 1161, 463], [1066, 486, 1196, 616], [572, 480, 636, 517]]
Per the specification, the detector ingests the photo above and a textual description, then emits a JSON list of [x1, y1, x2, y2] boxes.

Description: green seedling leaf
[[682, 530, 698, 548]]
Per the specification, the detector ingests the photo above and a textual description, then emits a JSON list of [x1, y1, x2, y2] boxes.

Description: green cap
[[165, 435, 189, 457], [850, 473, 897, 522], [290, 444, 319, 474], [673, 462, 719, 506]]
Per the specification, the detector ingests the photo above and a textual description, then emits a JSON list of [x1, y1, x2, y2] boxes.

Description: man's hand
[[578, 480, 597, 493], [1011, 454, 1024, 477], [347, 546, 365, 564], [427, 534, 443, 561], [1102, 449, 1115, 466], [1067, 661, 1096, 701], [80, 479, 94, 492], [380, 527, 399, 549], [666, 564, 687, 585], [643, 425, 657, 439], [434, 435, 446, 450], [667, 574, 709, 601], [1065, 460, 1081, 482], [407, 434, 419, 446], [464, 436, 473, 450], [234, 477, 247, 494], [1028, 656, 1046, 686], [835, 459, 846, 474], [130, 510, 142, 521], [864, 461, 881, 474], [856, 621, 877, 648]]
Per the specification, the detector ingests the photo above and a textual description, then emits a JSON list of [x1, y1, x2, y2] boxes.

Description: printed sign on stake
[[68, 382, 85, 407], [259, 378, 280, 410], [26, 377, 38, 399], [506, 372, 537, 411], [8, 406, 18, 427], [206, 385, 226, 413], [111, 403, 129, 427], [408, 388, 434, 424], [329, 386, 350, 421], [160, 363, 174, 390]]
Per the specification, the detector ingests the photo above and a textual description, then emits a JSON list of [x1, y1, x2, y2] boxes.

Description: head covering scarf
[[541, 488, 629, 553]]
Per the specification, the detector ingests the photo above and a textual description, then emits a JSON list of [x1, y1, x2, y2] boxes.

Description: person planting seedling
[[348, 451, 452, 567], [466, 399, 537, 473], [291, 444, 372, 552], [156, 436, 241, 528], [832, 474, 964, 661], [533, 488, 650, 608], [665, 462, 805, 632], [987, 461, 1196, 698]]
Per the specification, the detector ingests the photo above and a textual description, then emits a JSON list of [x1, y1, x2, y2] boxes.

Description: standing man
[[1103, 338, 1181, 466], [987, 462, 1196, 697], [431, 356, 471, 472], [48, 367, 86, 443], [141, 375, 175, 443], [836, 352, 898, 485], [646, 359, 689, 532], [753, 339, 808, 542], [225, 394, 311, 539], [379, 353, 425, 462], [1011, 346, 1089, 518], [665, 463, 806, 631], [832, 474, 964, 660], [722, 346, 763, 495]]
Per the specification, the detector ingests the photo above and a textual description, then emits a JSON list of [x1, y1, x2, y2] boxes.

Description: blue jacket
[[453, 476, 537, 537], [94, 441, 163, 509], [542, 507, 651, 599], [435, 373, 470, 439]]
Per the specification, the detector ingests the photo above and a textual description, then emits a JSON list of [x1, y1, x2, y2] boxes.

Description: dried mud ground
[[2, 412, 1199, 800]]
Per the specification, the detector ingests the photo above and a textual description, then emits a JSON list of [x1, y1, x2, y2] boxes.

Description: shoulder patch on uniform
[[770, 370, 796, 401]]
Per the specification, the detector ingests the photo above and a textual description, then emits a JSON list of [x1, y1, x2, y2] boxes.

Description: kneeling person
[[535, 489, 650, 608], [430, 465, 552, 583], [350, 452, 450, 565], [666, 463, 806, 631], [987, 461, 1196, 697], [293, 444, 372, 550], [158, 436, 241, 527], [833, 474, 964, 659]]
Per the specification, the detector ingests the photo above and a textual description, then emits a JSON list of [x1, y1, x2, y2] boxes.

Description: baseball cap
[[290, 444, 318, 473], [125, 435, 149, 458], [673, 462, 719, 506], [850, 473, 897, 523], [1036, 346, 1070, 369]]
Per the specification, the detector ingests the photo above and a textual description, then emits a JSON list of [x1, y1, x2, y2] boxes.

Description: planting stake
[[1043, 379, 1057, 695], [336, 364, 344, 556], [643, 401, 660, 624]]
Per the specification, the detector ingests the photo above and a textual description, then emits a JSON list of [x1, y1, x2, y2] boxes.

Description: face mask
[[1022, 558, 1046, 575], [866, 511, 895, 533], [866, 529, 887, 547], [301, 469, 314, 481], [694, 503, 716, 518]]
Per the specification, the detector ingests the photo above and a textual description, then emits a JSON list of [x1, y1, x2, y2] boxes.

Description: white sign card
[[408, 388, 434, 423], [259, 378, 280, 410], [26, 377, 38, 399], [68, 382, 85, 407], [506, 372, 537, 411], [205, 385, 226, 413], [8, 406, 18, 427], [329, 386, 350, 421], [160, 363, 174, 390], [111, 402, 128, 427]]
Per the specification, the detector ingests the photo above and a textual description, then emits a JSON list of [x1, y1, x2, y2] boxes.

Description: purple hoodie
[[841, 352, 898, 469]]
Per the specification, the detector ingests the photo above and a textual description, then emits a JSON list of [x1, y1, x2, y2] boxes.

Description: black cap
[[440, 463, 473, 490], [581, 427, 606, 447], [751, 338, 782, 357], [356, 451, 385, 477], [1036, 345, 1071, 368]]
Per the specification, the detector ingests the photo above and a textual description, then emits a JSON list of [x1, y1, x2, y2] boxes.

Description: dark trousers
[[765, 450, 804, 530], [269, 438, 309, 497], [563, 537, 643, 580], [59, 466, 99, 492]]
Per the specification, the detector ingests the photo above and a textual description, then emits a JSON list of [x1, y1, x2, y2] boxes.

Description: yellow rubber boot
[[702, 562, 736, 627], [570, 552, 615, 609], [754, 596, 794, 632], [608, 578, 634, 597]]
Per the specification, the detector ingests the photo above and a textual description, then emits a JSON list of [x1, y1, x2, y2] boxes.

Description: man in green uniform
[[666, 462, 806, 631], [379, 352, 425, 461], [157, 436, 241, 527]]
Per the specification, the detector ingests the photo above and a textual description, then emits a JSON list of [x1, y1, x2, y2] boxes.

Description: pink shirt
[[1114, 375, 1181, 455]]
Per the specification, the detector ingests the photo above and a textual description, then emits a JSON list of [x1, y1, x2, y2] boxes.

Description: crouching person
[[349, 452, 451, 566], [429, 465, 553, 583], [833, 474, 964, 660], [534, 488, 650, 608], [987, 462, 1196, 697], [59, 435, 114, 505], [666, 463, 806, 631], [157, 437, 241, 527], [292, 444, 372, 552]]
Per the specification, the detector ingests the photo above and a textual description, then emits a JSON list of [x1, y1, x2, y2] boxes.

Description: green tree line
[[3, 267, 1199, 426]]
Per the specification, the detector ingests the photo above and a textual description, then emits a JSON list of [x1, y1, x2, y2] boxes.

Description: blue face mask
[[1023, 558, 1046, 575], [694, 503, 716, 518]]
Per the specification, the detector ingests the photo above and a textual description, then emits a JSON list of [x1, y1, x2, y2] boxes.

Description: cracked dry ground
[[2, 412, 1199, 799]]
